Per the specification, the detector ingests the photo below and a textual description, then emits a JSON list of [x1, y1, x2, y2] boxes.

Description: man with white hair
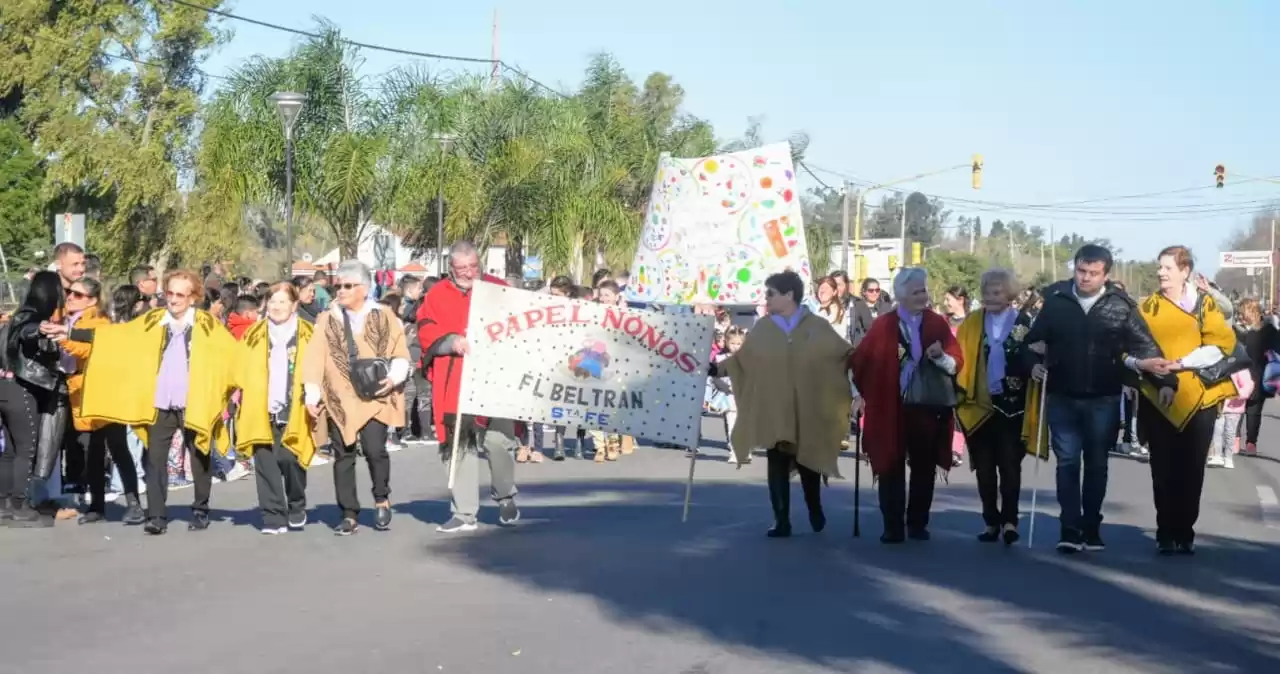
[[416, 242, 522, 532]]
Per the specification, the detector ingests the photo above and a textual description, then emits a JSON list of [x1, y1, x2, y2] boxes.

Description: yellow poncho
[[1137, 292, 1238, 431], [78, 308, 238, 453], [233, 318, 319, 468], [954, 311, 1048, 460]]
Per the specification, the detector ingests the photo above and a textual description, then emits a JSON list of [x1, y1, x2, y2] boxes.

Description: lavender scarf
[[897, 306, 924, 393]]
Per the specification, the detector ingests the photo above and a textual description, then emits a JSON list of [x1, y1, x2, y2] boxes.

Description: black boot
[[766, 448, 792, 537], [122, 494, 145, 526]]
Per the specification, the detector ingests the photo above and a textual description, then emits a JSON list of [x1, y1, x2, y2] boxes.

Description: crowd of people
[[0, 238, 1272, 558], [718, 242, 1273, 555]]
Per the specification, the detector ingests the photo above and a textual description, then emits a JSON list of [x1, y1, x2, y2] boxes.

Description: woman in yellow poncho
[[1137, 245, 1238, 555], [58, 270, 238, 536], [234, 281, 318, 534], [953, 269, 1045, 546]]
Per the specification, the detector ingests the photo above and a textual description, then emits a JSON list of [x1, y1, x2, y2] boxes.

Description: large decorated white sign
[[457, 282, 714, 448], [625, 141, 811, 305]]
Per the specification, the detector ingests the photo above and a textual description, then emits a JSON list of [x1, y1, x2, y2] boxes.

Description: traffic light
[[971, 154, 983, 190], [911, 241, 922, 265], [1214, 164, 1225, 188]]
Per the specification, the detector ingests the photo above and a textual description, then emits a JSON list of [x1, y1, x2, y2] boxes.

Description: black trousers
[[86, 424, 139, 514], [1244, 397, 1264, 445], [0, 379, 39, 503], [144, 409, 211, 521], [879, 406, 949, 533], [766, 447, 822, 526], [1141, 399, 1216, 544], [253, 425, 308, 528], [966, 413, 1025, 527], [328, 419, 390, 519]]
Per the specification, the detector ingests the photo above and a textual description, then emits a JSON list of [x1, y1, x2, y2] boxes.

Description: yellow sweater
[[78, 308, 238, 453], [233, 318, 318, 468], [1137, 292, 1237, 431]]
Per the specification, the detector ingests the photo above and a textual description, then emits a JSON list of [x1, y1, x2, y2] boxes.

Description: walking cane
[[1028, 375, 1048, 549], [853, 411, 862, 538]]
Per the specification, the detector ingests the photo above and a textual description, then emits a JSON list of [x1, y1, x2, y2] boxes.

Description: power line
[[172, 0, 568, 98]]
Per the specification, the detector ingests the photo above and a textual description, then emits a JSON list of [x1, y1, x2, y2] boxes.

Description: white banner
[[457, 282, 714, 448], [1219, 250, 1273, 269], [626, 142, 811, 305]]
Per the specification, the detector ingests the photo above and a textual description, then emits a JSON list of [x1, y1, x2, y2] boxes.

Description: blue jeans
[[1046, 394, 1120, 534], [110, 428, 146, 493]]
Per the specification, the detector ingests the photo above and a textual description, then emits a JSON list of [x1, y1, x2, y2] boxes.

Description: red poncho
[[416, 275, 506, 439], [850, 309, 963, 476]]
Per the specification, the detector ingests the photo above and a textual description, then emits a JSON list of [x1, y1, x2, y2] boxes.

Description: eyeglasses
[[451, 263, 480, 273], [334, 283, 362, 291], [165, 291, 190, 300]]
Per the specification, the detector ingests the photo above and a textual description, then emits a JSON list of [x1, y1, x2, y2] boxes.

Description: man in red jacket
[[416, 241, 520, 533]]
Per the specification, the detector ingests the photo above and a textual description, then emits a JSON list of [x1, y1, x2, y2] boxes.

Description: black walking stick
[[853, 412, 862, 538]]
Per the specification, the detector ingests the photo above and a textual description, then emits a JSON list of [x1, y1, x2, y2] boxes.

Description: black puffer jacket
[[1022, 280, 1174, 399]]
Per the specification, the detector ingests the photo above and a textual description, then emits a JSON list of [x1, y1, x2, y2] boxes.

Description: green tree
[[0, 119, 47, 268], [0, 0, 228, 272]]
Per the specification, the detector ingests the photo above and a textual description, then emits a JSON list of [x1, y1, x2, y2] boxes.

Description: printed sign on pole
[[1219, 250, 1273, 269], [54, 213, 86, 248], [626, 142, 811, 306], [457, 282, 714, 448]]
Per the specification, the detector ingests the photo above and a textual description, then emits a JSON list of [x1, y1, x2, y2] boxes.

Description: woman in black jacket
[[0, 271, 68, 527], [1235, 298, 1279, 454]]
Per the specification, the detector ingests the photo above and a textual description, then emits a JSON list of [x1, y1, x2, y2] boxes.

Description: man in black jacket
[[1025, 244, 1175, 554]]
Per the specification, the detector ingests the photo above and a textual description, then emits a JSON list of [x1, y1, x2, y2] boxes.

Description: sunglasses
[[165, 290, 191, 300], [66, 289, 88, 300], [334, 283, 362, 291]]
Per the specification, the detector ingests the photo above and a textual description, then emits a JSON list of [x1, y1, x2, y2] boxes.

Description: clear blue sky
[[204, 1, 1280, 274]]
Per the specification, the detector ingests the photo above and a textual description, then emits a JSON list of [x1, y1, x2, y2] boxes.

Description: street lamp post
[[270, 91, 307, 277], [432, 133, 456, 275]]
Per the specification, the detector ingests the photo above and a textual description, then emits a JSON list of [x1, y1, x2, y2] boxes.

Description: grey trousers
[[449, 415, 518, 523]]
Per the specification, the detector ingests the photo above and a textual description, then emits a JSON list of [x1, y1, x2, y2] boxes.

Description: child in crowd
[[536, 276, 583, 460], [226, 294, 260, 340], [1210, 368, 1255, 469], [710, 326, 748, 465], [587, 280, 629, 462]]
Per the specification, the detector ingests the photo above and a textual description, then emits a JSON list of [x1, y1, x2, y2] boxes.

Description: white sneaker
[[310, 454, 329, 467], [222, 463, 252, 482], [260, 526, 287, 535], [1224, 454, 1235, 469], [1207, 456, 1225, 468]]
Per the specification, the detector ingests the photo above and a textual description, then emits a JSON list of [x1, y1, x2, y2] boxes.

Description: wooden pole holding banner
[[1029, 375, 1048, 548], [446, 412, 465, 490], [682, 437, 699, 523]]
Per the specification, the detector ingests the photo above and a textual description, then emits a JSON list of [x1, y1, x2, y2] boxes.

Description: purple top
[[769, 308, 806, 336], [154, 321, 190, 410]]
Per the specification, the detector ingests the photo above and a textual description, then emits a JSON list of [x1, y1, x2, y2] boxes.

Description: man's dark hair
[[591, 269, 611, 288], [549, 275, 575, 294], [765, 271, 806, 305], [234, 294, 260, 315], [313, 270, 328, 281], [53, 242, 83, 260], [596, 279, 620, 295], [397, 274, 421, 294], [1074, 244, 1113, 273], [129, 264, 154, 285], [254, 281, 270, 299], [218, 282, 240, 309]]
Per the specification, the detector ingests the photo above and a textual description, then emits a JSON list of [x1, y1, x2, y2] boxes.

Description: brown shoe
[[527, 449, 544, 463], [516, 446, 531, 463], [620, 436, 635, 455]]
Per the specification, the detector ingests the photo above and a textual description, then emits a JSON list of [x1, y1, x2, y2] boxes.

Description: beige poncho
[[721, 311, 854, 477]]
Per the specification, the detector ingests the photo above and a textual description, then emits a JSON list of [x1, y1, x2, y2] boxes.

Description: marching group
[[0, 238, 1272, 558], [718, 243, 1272, 555]]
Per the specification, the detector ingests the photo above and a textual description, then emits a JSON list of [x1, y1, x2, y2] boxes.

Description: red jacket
[[850, 309, 963, 476], [416, 275, 507, 439]]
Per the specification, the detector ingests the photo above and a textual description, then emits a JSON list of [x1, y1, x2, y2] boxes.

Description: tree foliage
[[0, 119, 47, 268], [0, 0, 228, 273]]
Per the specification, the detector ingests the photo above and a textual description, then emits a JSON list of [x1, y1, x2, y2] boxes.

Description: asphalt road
[[2, 414, 1280, 674]]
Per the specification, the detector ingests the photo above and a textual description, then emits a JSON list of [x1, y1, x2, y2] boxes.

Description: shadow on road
[[416, 478, 1280, 673]]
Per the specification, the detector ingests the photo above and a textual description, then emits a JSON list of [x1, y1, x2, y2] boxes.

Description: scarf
[[267, 315, 298, 414], [897, 305, 924, 393], [1174, 281, 1198, 313], [984, 308, 1017, 394], [769, 307, 807, 336], [60, 310, 84, 373]]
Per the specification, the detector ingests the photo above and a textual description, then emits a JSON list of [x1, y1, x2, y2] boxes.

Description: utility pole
[[1049, 223, 1057, 282], [840, 181, 851, 275], [1040, 239, 1045, 274], [1008, 227, 1015, 269], [491, 10, 501, 89], [1271, 218, 1276, 310], [968, 218, 976, 254]]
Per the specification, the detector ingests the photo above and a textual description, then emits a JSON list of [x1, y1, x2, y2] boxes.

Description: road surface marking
[[1258, 486, 1279, 530]]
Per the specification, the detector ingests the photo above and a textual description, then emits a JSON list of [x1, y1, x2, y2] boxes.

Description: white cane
[[1028, 375, 1048, 549], [682, 436, 699, 523]]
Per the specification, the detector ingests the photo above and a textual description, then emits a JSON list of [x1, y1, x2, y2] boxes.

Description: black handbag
[[903, 358, 958, 408], [1192, 295, 1251, 386], [341, 309, 390, 401]]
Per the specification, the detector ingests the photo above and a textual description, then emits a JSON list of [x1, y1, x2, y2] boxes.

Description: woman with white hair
[[850, 267, 963, 543], [301, 259, 412, 536], [954, 269, 1044, 545]]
